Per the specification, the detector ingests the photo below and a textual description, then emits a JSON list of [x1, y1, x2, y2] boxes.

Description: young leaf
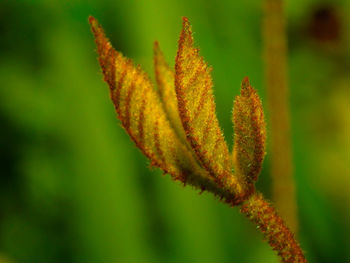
[[89, 16, 186, 179], [175, 17, 243, 196], [233, 77, 266, 184], [89, 16, 242, 203], [90, 16, 308, 261], [153, 41, 187, 144]]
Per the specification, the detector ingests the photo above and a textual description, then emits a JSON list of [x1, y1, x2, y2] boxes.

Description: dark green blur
[[1, 0, 350, 262]]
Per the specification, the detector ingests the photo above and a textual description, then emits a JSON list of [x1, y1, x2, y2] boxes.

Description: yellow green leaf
[[233, 77, 266, 184], [153, 41, 187, 144], [89, 16, 242, 203], [175, 17, 243, 195]]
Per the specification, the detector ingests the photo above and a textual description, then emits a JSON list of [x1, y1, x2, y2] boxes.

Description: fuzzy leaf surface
[[233, 77, 266, 184], [89, 16, 242, 203], [175, 18, 243, 195]]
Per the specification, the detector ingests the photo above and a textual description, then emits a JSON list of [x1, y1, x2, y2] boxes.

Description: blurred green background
[[1, 0, 350, 262]]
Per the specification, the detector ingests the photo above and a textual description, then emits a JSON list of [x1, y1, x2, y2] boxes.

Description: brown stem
[[263, 0, 298, 232], [240, 192, 307, 263]]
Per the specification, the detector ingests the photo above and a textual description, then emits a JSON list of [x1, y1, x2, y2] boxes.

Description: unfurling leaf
[[175, 17, 244, 196], [90, 16, 307, 263], [233, 77, 266, 184], [89, 16, 265, 204], [89, 16, 186, 179], [89, 16, 243, 204]]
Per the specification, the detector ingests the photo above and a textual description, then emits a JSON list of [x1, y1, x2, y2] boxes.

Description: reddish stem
[[240, 192, 307, 263]]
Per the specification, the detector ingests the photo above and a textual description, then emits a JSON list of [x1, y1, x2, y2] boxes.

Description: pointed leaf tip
[[88, 16, 96, 25], [154, 40, 159, 48], [241, 77, 251, 97], [153, 41, 162, 58], [178, 17, 193, 48], [88, 16, 102, 36], [242, 76, 250, 88], [182, 17, 190, 32]]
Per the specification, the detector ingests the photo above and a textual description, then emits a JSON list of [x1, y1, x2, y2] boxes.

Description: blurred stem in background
[[263, 0, 298, 232]]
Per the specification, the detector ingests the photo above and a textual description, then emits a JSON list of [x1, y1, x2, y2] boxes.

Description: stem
[[240, 192, 307, 263], [263, 0, 298, 232]]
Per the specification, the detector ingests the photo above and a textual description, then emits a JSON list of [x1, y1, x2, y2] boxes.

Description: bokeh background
[[1, 0, 350, 262]]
